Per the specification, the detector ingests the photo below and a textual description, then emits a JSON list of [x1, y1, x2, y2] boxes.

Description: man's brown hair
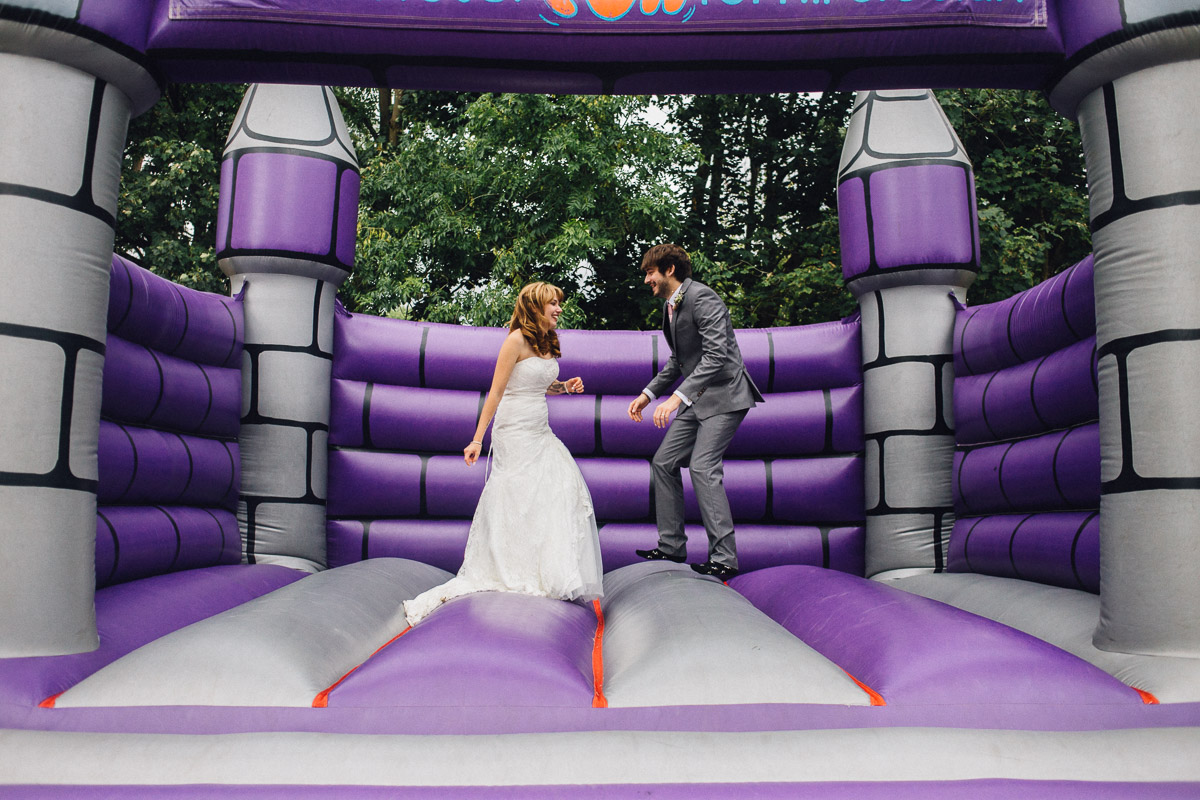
[[641, 243, 693, 281]]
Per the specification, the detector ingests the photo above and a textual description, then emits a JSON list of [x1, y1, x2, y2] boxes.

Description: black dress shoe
[[691, 561, 739, 580], [635, 548, 686, 563]]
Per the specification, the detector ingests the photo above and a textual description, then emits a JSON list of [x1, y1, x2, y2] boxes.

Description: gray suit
[[645, 278, 763, 568]]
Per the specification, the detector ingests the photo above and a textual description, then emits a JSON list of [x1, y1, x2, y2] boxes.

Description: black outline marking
[[242, 494, 329, 563], [97, 509, 120, 586], [958, 307, 978, 376], [932, 510, 946, 572], [419, 326, 430, 388], [0, 322, 103, 493], [1049, 10, 1200, 102], [200, 507, 228, 565], [1090, 81, 1200, 232], [231, 85, 357, 165], [764, 459, 775, 523], [1070, 511, 1099, 591], [219, 299, 240, 369], [114, 423, 138, 502], [419, 455, 430, 517], [839, 91, 965, 182], [995, 442, 1016, 510], [111, 257, 135, 334], [174, 433, 196, 504], [594, 394, 603, 456], [362, 382, 376, 449], [0, 78, 117, 229], [960, 516, 986, 573], [1050, 428, 1073, 508], [154, 505, 183, 571], [1099, 328, 1200, 494], [1007, 513, 1034, 580], [822, 389, 835, 454], [169, 284, 191, 355], [195, 363, 215, 433], [221, 441, 238, 510], [765, 330, 776, 394]]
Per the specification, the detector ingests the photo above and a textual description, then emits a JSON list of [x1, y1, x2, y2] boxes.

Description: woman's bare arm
[[464, 331, 524, 465]]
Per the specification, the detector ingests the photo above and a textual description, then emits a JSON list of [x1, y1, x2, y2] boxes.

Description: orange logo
[[544, 0, 686, 21]]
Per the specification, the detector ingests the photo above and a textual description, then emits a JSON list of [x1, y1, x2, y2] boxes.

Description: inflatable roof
[[1, 0, 1198, 112]]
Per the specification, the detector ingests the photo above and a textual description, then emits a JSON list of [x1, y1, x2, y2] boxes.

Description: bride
[[403, 282, 605, 626]]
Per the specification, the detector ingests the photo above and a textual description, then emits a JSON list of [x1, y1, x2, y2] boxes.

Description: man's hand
[[628, 394, 650, 422], [652, 394, 682, 428]]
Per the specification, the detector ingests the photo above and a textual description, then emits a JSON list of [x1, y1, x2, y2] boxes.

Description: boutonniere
[[672, 291, 686, 311]]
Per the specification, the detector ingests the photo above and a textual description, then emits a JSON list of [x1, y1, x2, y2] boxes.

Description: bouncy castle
[[2, 0, 1200, 795]]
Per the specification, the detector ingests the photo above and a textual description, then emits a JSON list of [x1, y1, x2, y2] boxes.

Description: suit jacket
[[645, 278, 764, 420]]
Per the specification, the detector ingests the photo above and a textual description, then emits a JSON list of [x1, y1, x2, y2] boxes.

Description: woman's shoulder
[[502, 329, 536, 359]]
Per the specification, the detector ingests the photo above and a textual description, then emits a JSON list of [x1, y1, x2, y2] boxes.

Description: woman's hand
[[464, 440, 482, 466], [564, 377, 584, 394]]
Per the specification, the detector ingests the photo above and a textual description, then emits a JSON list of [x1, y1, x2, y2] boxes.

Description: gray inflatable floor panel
[[3, 727, 1200, 786], [55, 559, 451, 708], [601, 562, 870, 707]]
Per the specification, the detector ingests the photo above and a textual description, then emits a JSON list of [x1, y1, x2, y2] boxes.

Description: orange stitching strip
[[1135, 687, 1160, 705], [591, 599, 608, 708], [38, 691, 64, 709], [312, 625, 412, 708], [843, 670, 886, 706]]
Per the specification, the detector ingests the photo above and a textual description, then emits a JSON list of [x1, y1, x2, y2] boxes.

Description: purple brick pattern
[[955, 256, 1095, 378], [948, 511, 1100, 593], [107, 255, 243, 369], [948, 261, 1101, 592], [97, 260, 246, 587], [326, 310, 865, 575]]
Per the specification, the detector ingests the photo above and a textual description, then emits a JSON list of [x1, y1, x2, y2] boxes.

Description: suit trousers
[[652, 404, 748, 568]]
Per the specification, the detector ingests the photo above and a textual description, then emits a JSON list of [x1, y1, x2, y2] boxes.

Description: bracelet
[[470, 440, 483, 446]]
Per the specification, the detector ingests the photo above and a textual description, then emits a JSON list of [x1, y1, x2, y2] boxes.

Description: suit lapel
[[670, 278, 691, 350], [662, 303, 673, 350]]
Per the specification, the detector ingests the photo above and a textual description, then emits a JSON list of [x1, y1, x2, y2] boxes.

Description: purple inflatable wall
[[326, 310, 866, 576], [96, 256, 244, 587], [950, 255, 1100, 592]]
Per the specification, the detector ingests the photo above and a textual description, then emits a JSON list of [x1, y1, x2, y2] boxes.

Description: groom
[[628, 244, 763, 580]]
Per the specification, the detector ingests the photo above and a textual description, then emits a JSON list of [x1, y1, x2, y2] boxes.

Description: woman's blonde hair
[[509, 282, 564, 358]]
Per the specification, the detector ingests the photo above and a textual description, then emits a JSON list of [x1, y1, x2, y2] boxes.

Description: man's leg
[[690, 409, 748, 569], [650, 406, 700, 559]]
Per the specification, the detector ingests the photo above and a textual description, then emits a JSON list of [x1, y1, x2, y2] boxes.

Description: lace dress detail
[[403, 357, 604, 626]]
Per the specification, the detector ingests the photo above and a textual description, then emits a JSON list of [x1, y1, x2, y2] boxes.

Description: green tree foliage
[[662, 93, 857, 327], [341, 92, 697, 329], [936, 89, 1091, 306], [116, 86, 1089, 328], [115, 84, 247, 294]]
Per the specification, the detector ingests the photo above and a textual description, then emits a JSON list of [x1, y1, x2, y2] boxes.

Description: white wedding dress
[[403, 356, 605, 626]]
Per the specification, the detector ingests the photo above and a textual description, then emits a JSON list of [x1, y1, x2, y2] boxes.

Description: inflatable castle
[[2, 0, 1200, 795]]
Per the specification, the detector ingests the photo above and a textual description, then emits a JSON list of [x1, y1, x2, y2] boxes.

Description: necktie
[[667, 302, 674, 323]]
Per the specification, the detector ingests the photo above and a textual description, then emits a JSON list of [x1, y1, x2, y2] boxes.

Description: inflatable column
[[1050, 16, 1200, 656], [217, 85, 360, 572], [836, 90, 980, 580], [0, 17, 157, 655]]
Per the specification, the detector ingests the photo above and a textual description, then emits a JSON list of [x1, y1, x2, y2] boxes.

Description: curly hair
[[509, 281, 563, 358]]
